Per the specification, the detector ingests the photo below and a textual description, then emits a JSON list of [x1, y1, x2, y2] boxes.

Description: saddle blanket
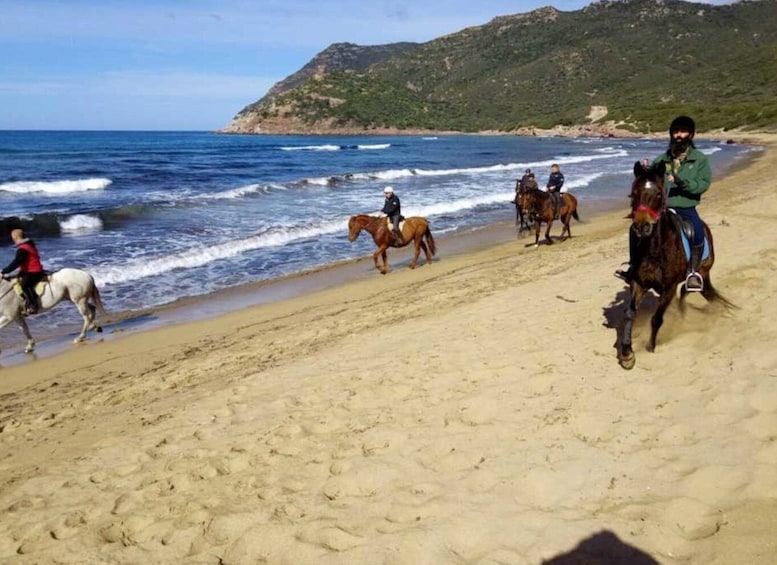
[[384, 218, 406, 231], [11, 278, 48, 297]]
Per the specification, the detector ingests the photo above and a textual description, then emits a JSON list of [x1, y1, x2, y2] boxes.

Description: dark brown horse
[[617, 161, 734, 370], [513, 179, 531, 237], [518, 188, 580, 246], [513, 179, 531, 235], [347, 215, 436, 274]]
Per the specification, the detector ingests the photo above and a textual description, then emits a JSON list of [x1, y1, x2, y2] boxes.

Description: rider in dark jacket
[[381, 186, 403, 244], [1, 229, 46, 314], [546, 164, 565, 218]]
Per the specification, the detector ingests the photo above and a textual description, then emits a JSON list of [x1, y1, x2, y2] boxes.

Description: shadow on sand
[[541, 530, 660, 565]]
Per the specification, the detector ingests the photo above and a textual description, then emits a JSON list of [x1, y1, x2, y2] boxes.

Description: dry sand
[[1, 137, 776, 564]]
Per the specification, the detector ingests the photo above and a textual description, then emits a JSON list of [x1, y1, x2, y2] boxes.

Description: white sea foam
[[93, 219, 347, 286], [60, 214, 103, 233], [422, 136, 438, 140], [280, 144, 340, 151], [357, 143, 390, 150], [195, 183, 266, 200], [0, 178, 112, 194]]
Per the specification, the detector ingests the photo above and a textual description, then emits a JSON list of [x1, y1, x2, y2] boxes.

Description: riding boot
[[614, 229, 638, 283], [685, 244, 704, 292], [393, 228, 404, 245], [23, 291, 38, 315]]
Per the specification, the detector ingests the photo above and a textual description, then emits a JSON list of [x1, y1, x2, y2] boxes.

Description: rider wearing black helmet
[[615, 115, 711, 290]]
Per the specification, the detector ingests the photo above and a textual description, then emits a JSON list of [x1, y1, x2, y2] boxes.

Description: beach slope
[[1, 139, 776, 564]]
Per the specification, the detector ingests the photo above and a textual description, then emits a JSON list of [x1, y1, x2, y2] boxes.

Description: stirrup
[[614, 262, 632, 282], [685, 272, 704, 292]]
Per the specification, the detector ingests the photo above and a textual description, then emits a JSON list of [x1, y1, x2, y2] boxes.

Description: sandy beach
[[1, 136, 776, 564]]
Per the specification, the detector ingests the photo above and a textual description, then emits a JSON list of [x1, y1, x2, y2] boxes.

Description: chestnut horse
[[617, 161, 734, 370], [519, 188, 580, 246], [347, 215, 436, 274]]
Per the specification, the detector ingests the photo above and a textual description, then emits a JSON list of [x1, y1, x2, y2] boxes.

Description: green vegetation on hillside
[[230, 0, 777, 133]]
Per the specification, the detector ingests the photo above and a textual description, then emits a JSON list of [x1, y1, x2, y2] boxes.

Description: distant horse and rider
[[518, 187, 581, 247], [616, 160, 734, 370], [0, 268, 105, 355], [347, 214, 436, 274]]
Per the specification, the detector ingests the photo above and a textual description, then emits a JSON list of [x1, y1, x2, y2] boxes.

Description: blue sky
[[0, 0, 727, 131]]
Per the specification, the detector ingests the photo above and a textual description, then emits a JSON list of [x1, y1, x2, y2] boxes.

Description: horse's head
[[630, 160, 666, 238], [517, 189, 533, 212], [347, 215, 364, 242]]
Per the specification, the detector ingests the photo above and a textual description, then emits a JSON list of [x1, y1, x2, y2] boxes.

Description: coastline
[[1, 136, 776, 564]]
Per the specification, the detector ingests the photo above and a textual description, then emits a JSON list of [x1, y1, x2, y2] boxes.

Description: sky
[[0, 0, 731, 131]]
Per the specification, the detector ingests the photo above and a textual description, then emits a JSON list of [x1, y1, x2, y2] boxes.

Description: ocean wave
[[356, 143, 390, 150], [193, 183, 269, 200], [0, 203, 154, 242], [60, 214, 104, 233], [280, 144, 341, 151], [0, 178, 112, 194], [93, 219, 347, 286]]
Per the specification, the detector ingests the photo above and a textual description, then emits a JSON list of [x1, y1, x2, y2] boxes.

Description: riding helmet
[[669, 115, 696, 137]]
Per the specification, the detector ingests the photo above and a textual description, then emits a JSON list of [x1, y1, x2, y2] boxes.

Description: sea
[[0, 130, 759, 337]]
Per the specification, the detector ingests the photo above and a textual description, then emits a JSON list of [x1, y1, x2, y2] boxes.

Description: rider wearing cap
[[380, 186, 403, 244], [1, 228, 46, 314], [615, 115, 711, 290]]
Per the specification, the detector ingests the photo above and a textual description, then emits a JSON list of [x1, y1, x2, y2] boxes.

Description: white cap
[[383, 186, 394, 194]]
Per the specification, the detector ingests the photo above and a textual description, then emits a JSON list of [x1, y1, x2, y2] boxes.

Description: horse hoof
[[96, 326, 103, 333], [24, 347, 34, 354], [619, 354, 635, 370], [73, 337, 86, 344]]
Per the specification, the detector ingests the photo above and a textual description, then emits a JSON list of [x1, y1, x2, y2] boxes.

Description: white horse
[[0, 268, 105, 355]]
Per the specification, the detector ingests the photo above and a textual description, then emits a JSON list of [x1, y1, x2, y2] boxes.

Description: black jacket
[[547, 171, 565, 192], [382, 194, 401, 217]]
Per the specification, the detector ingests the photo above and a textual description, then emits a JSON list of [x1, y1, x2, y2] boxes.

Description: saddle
[[667, 209, 710, 263], [10, 275, 49, 316], [384, 216, 406, 231]]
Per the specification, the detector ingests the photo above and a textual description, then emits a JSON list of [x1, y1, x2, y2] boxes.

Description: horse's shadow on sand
[[542, 530, 659, 564]]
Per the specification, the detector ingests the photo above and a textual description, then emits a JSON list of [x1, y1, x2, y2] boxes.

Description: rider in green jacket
[[616, 115, 711, 290]]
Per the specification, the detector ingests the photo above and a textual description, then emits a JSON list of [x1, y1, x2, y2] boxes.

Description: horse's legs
[[533, 220, 541, 247], [420, 241, 431, 264], [544, 220, 554, 244], [17, 316, 35, 353], [372, 248, 383, 272], [647, 286, 677, 352], [410, 236, 422, 269], [619, 284, 646, 370], [73, 298, 93, 342]]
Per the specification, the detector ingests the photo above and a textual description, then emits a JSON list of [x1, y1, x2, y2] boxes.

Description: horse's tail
[[89, 275, 107, 314], [704, 282, 737, 310], [572, 208, 581, 222], [424, 224, 437, 256]]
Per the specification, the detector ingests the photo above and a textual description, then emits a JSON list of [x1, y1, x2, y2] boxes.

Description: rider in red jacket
[[1, 229, 46, 314]]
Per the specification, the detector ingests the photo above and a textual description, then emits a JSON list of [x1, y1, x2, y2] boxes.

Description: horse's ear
[[633, 161, 644, 177], [654, 161, 666, 177]]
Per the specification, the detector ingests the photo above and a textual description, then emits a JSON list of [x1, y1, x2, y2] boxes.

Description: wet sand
[[1, 136, 776, 564]]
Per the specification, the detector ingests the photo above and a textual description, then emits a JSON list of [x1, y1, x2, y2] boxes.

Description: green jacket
[[652, 147, 711, 209]]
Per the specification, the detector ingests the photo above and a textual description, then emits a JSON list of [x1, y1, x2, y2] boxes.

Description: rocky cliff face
[[222, 41, 419, 133]]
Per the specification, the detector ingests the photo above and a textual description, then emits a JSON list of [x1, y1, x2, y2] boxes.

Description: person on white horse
[[1, 228, 46, 316]]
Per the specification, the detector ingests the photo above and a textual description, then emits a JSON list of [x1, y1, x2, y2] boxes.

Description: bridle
[[631, 179, 666, 237]]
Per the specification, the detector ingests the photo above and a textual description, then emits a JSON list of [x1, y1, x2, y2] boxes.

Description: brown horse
[[518, 188, 581, 246], [513, 179, 532, 235], [347, 215, 436, 274], [617, 161, 734, 370]]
